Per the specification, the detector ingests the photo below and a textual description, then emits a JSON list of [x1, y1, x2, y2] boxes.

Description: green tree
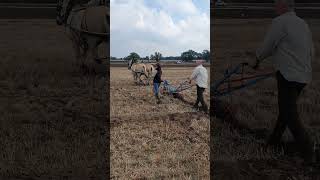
[[145, 56, 150, 63], [202, 50, 210, 62], [150, 54, 155, 61], [154, 52, 162, 62], [126, 52, 140, 63], [181, 50, 199, 62]]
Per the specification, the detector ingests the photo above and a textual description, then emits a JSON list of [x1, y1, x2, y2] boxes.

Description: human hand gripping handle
[[253, 56, 260, 70], [247, 57, 260, 70]]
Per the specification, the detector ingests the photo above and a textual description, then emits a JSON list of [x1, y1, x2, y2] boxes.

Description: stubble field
[[0, 19, 108, 179], [212, 19, 320, 179], [110, 67, 210, 179]]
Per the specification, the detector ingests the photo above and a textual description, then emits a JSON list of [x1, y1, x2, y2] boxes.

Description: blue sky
[[110, 0, 210, 58]]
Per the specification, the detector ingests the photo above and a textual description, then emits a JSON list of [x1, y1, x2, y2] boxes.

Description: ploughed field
[[110, 67, 210, 179], [212, 19, 320, 179]]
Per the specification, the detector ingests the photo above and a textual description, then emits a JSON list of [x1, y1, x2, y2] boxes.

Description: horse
[[56, 0, 109, 73], [145, 63, 155, 78], [127, 60, 149, 84]]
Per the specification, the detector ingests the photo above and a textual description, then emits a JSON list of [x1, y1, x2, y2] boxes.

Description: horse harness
[[64, 1, 109, 38], [63, 3, 109, 55]]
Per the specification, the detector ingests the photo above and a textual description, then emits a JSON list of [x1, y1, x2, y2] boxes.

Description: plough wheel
[[160, 87, 164, 94], [173, 93, 183, 99]]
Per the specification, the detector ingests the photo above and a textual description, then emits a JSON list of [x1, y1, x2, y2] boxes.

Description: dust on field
[[0, 19, 107, 179], [212, 19, 320, 179], [111, 67, 210, 179]]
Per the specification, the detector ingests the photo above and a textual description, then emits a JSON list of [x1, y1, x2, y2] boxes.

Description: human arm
[[189, 68, 199, 83], [255, 18, 287, 67]]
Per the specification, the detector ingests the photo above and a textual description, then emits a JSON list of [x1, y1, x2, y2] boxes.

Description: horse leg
[[72, 40, 81, 60], [135, 73, 138, 84], [133, 72, 138, 84], [136, 73, 140, 84], [93, 48, 102, 64], [147, 72, 151, 85], [93, 41, 102, 64], [80, 49, 89, 75], [74, 35, 89, 74], [79, 38, 94, 75], [70, 32, 82, 68], [86, 38, 102, 74]]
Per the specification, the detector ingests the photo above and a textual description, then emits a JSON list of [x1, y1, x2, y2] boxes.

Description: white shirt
[[191, 64, 208, 88], [256, 11, 314, 83]]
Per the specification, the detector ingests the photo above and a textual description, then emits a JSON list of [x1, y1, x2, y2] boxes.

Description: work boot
[[156, 95, 161, 104], [192, 105, 199, 111], [193, 103, 199, 109], [202, 106, 208, 114]]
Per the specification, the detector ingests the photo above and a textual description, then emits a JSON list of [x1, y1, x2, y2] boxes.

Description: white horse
[[145, 63, 155, 79], [127, 60, 156, 85], [56, 0, 109, 72], [128, 60, 149, 84]]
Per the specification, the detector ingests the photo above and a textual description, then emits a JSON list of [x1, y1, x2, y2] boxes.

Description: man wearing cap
[[250, 0, 316, 163], [189, 60, 208, 113]]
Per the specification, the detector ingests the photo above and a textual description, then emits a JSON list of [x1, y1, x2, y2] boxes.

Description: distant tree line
[[118, 49, 210, 63], [181, 50, 210, 62]]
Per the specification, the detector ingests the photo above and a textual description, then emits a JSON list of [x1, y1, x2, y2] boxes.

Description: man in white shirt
[[252, 0, 315, 163], [189, 60, 208, 113]]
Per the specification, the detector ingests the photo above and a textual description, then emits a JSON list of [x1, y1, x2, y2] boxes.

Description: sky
[[110, 0, 210, 58]]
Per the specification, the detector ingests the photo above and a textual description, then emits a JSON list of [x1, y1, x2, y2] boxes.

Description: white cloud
[[155, 0, 199, 16], [111, 0, 209, 57]]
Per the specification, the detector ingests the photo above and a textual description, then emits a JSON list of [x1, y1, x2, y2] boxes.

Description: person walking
[[153, 63, 163, 104], [189, 60, 208, 113], [251, 0, 316, 163]]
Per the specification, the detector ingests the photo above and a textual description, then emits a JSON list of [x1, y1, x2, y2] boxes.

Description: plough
[[211, 62, 274, 97], [160, 80, 194, 99], [162, 80, 193, 94], [211, 62, 274, 121], [160, 62, 274, 98], [157, 63, 274, 117]]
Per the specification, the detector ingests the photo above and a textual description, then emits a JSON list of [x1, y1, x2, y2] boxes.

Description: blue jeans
[[153, 83, 160, 96]]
